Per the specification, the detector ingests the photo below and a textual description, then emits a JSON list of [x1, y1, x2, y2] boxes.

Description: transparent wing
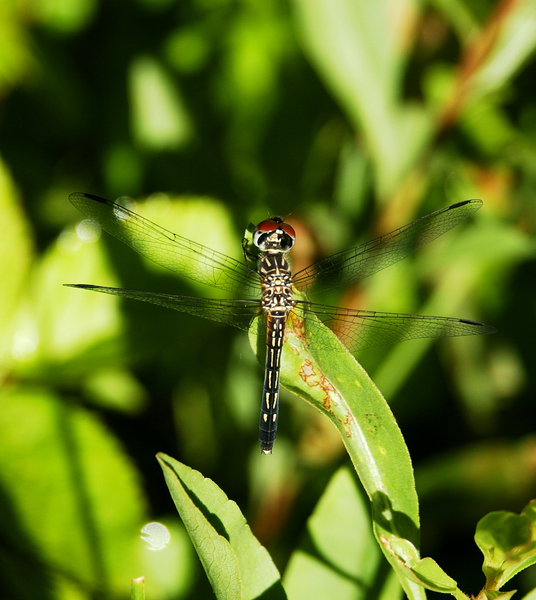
[[69, 193, 260, 296], [64, 284, 496, 351], [292, 199, 482, 293], [64, 284, 262, 331], [296, 299, 496, 354]]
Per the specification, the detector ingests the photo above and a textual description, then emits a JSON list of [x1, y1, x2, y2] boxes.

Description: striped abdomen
[[259, 313, 286, 453], [258, 252, 295, 453]]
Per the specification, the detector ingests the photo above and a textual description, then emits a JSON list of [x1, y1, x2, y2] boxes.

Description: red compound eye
[[279, 222, 295, 240], [254, 219, 295, 240], [255, 219, 281, 233]]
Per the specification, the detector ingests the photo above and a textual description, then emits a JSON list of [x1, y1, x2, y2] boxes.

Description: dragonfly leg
[[242, 236, 261, 274]]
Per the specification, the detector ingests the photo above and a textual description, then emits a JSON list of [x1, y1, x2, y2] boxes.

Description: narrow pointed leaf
[[157, 453, 285, 600]]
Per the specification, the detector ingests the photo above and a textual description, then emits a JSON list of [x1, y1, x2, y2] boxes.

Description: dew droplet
[[141, 522, 170, 550]]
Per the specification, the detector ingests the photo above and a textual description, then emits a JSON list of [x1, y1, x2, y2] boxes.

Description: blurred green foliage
[[1, 0, 536, 598]]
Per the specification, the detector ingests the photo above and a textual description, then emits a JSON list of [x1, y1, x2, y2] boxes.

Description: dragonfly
[[66, 193, 496, 453]]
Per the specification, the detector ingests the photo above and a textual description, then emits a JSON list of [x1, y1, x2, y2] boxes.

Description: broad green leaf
[[27, 232, 123, 368], [129, 56, 193, 151], [32, 0, 97, 33], [292, 0, 433, 197], [7, 197, 125, 379], [475, 500, 536, 590], [0, 3, 35, 95], [157, 453, 285, 600], [0, 157, 34, 374], [251, 307, 425, 600], [0, 388, 147, 598], [68, 193, 243, 299], [284, 466, 389, 600], [131, 194, 245, 298], [22, 194, 239, 388]]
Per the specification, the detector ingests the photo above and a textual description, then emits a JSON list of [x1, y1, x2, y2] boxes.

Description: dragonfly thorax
[[259, 254, 296, 315]]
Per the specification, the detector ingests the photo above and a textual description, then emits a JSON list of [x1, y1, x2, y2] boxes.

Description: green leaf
[[475, 500, 536, 590], [0, 157, 34, 374], [519, 586, 536, 600], [292, 0, 433, 196], [129, 56, 193, 151], [0, 5, 34, 95], [250, 307, 425, 599], [11, 216, 124, 377], [0, 387, 147, 597], [157, 453, 285, 600], [381, 537, 467, 598], [468, 2, 536, 103], [284, 466, 393, 600]]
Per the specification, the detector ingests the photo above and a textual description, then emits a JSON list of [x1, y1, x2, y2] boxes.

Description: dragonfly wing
[[292, 199, 482, 293], [296, 300, 496, 354], [69, 193, 260, 296], [65, 284, 262, 331]]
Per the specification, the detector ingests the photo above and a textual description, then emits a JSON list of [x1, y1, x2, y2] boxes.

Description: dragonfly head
[[253, 217, 296, 252]]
